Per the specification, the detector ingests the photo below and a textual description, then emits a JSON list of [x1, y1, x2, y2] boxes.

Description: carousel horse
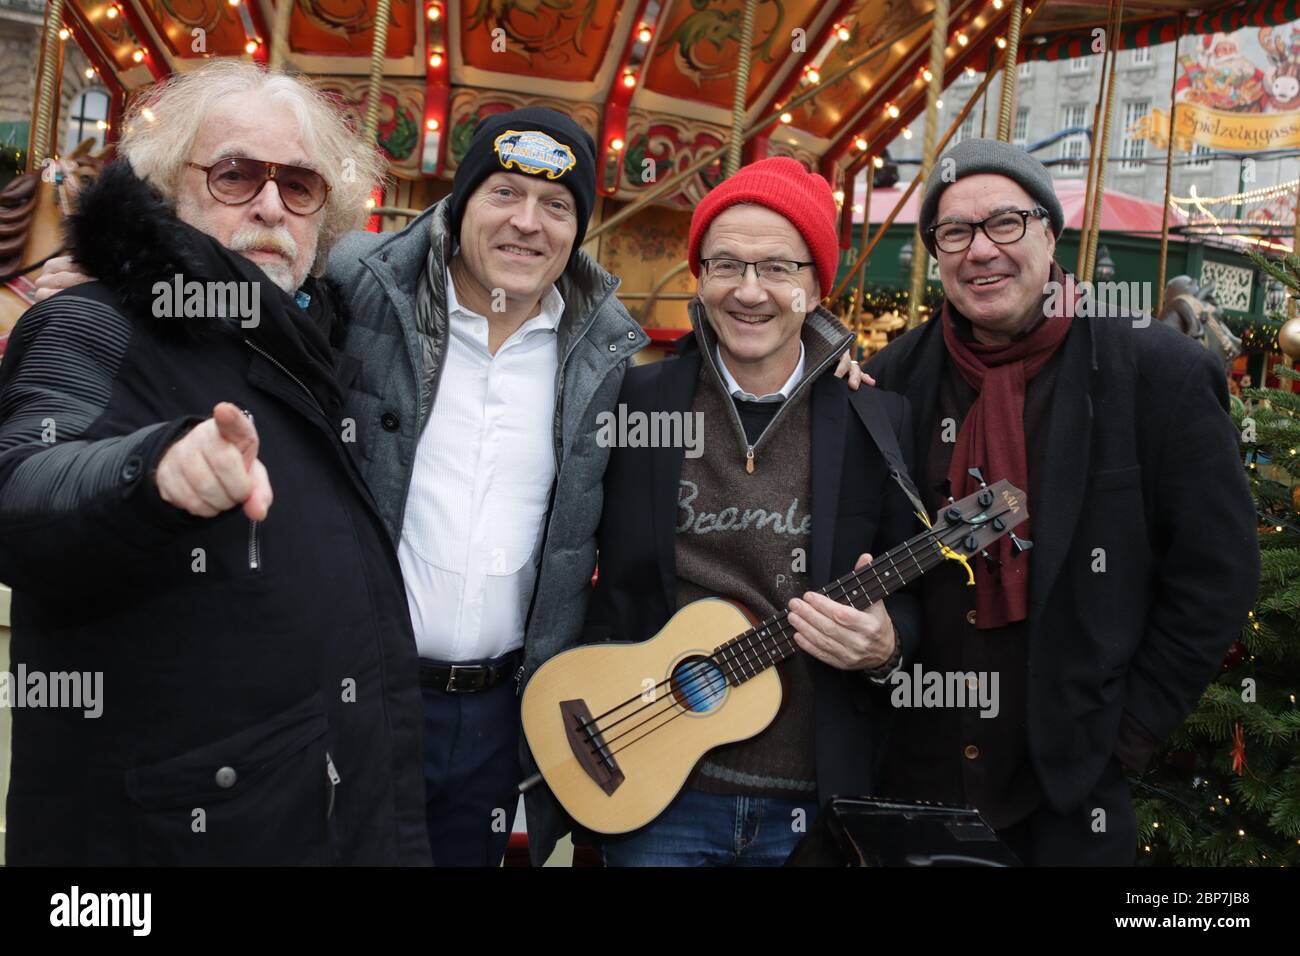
[[1158, 274, 1242, 371], [0, 140, 109, 350]]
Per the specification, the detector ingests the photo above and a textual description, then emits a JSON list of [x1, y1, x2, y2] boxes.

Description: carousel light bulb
[[610, 137, 625, 151], [622, 71, 637, 88], [1238, 829, 1245, 837], [806, 67, 821, 84], [855, 136, 868, 151], [427, 4, 441, 20], [903, 127, 913, 139], [873, 156, 884, 168], [106, 5, 119, 18], [58, 28, 70, 40], [85, 67, 96, 79], [430, 52, 444, 68], [245, 40, 258, 54], [923, 68, 933, 82], [936, 99, 943, 108], [96, 120, 107, 131], [132, 49, 145, 63], [965, 65, 976, 77], [426, 118, 439, 131], [852, 204, 863, 214], [887, 104, 900, 118], [638, 25, 653, 44], [957, 32, 968, 46], [780, 112, 793, 124], [993, 0, 1003, 7], [996, 36, 1007, 49], [228, 0, 241, 6], [836, 24, 851, 42], [365, 198, 376, 209]]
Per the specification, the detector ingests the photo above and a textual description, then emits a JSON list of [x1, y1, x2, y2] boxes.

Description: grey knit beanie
[[918, 138, 1064, 255]]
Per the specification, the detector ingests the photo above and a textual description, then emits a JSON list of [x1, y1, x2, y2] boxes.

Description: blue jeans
[[600, 789, 819, 867], [420, 678, 521, 867]]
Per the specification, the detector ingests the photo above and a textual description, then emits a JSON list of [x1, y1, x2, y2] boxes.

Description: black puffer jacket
[[0, 164, 429, 865]]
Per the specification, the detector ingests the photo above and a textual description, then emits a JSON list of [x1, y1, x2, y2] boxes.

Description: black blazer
[[584, 331, 923, 803], [865, 307, 1260, 812]]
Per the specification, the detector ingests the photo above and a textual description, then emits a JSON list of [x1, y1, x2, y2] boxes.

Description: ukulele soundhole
[[670, 656, 728, 713]]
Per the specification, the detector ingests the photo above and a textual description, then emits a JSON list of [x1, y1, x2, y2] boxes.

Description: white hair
[[118, 60, 386, 273]]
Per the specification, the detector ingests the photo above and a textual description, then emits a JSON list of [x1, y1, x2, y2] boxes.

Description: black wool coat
[[0, 164, 429, 865], [865, 302, 1260, 812]]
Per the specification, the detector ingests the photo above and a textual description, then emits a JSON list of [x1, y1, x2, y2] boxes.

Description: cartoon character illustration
[[1260, 26, 1300, 112], [1177, 34, 1266, 112]]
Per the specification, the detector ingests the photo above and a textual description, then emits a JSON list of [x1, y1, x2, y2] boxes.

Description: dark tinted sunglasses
[[186, 158, 330, 215]]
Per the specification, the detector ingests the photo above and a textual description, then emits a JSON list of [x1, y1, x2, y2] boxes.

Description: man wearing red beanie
[[581, 157, 922, 865]]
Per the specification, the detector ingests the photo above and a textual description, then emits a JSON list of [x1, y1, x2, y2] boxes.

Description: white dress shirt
[[397, 268, 564, 662], [716, 341, 805, 401]]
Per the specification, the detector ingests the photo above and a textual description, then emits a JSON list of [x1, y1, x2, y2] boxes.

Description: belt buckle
[[445, 664, 483, 693]]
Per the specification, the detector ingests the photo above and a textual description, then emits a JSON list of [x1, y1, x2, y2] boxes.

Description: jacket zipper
[[697, 320, 851, 475], [242, 342, 329, 571], [325, 750, 341, 819]]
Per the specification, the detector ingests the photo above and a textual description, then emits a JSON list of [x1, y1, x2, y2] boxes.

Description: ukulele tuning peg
[[981, 550, 1002, 573], [1010, 532, 1034, 555], [967, 466, 987, 488]]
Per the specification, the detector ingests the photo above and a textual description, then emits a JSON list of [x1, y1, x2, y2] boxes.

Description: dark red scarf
[[942, 264, 1076, 629]]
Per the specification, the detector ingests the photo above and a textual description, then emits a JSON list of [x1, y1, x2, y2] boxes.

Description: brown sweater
[[674, 310, 845, 799]]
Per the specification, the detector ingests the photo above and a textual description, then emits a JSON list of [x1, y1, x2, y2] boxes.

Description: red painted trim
[[598, 0, 656, 194], [421, 1, 450, 177], [759, 0, 857, 141], [116, 0, 168, 80], [64, 2, 128, 148]]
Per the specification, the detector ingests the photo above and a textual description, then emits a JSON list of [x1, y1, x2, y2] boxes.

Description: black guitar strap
[[847, 388, 930, 522]]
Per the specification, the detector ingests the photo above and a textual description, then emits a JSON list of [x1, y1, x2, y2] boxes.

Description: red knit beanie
[[688, 157, 839, 293]]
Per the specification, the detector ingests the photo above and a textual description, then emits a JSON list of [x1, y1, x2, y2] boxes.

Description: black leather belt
[[419, 651, 523, 694]]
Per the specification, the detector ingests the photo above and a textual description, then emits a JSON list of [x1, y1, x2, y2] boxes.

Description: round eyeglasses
[[186, 158, 331, 216], [928, 207, 1049, 254]]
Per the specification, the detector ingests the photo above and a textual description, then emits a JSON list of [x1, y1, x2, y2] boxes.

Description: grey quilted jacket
[[327, 197, 648, 864]]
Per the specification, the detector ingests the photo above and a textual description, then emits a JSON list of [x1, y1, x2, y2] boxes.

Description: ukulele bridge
[[560, 699, 624, 796]]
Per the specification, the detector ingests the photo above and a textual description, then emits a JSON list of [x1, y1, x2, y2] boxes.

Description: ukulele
[[521, 479, 1029, 835]]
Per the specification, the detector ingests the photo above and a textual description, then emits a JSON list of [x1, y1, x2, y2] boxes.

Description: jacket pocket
[[124, 691, 333, 865]]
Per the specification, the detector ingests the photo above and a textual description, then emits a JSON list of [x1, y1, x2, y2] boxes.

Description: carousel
[[5, 0, 1300, 355]]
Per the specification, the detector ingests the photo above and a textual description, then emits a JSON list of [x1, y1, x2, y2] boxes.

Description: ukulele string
[[581, 516, 1001, 761]]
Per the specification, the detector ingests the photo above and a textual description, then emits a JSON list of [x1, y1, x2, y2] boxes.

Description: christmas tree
[[1133, 251, 1300, 866]]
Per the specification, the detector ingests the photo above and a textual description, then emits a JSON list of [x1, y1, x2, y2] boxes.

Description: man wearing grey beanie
[[865, 138, 1258, 865]]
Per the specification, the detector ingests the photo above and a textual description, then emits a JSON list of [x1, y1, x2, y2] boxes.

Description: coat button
[[627, 331, 636, 339], [965, 609, 977, 626], [215, 766, 238, 789], [964, 745, 980, 760], [381, 411, 400, 431], [608, 343, 617, 352], [120, 456, 142, 483]]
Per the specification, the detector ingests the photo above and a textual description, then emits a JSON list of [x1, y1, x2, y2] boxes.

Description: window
[[1013, 107, 1030, 146], [954, 112, 976, 144], [1131, 46, 1152, 66], [1059, 104, 1089, 169], [1069, 56, 1090, 73], [65, 88, 109, 153], [1018, 61, 1033, 79], [1188, 143, 1213, 169], [1120, 99, 1150, 171]]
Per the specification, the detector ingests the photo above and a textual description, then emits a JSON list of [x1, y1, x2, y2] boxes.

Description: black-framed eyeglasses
[[928, 207, 1049, 253], [699, 257, 815, 284], [185, 158, 331, 216]]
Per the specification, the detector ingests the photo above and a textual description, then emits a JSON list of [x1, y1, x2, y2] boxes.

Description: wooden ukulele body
[[521, 597, 782, 834]]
